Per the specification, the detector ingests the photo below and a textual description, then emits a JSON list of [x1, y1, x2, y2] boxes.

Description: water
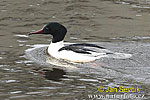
[[0, 0, 150, 100]]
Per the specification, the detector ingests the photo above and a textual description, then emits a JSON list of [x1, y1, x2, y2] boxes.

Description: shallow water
[[0, 0, 150, 100]]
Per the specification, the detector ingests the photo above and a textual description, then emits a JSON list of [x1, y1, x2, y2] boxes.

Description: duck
[[29, 22, 131, 63]]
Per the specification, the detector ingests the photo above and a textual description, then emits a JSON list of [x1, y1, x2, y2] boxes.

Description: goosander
[[29, 22, 131, 62]]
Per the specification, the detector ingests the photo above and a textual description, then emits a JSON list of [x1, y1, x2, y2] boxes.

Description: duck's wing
[[58, 43, 132, 59], [67, 43, 106, 49], [58, 43, 112, 55]]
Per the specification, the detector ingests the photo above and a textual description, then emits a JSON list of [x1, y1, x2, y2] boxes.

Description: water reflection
[[39, 68, 66, 81]]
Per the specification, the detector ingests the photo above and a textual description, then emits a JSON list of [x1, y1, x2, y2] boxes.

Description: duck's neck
[[48, 41, 64, 53], [51, 28, 66, 43]]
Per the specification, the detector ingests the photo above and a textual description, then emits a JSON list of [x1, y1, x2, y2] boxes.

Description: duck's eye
[[44, 27, 50, 32], [46, 28, 49, 31]]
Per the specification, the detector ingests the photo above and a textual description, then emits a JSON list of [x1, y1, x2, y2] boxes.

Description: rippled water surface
[[0, 0, 150, 100]]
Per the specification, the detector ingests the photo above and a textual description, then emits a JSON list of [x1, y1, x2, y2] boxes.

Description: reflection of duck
[[29, 22, 131, 62], [41, 68, 66, 81]]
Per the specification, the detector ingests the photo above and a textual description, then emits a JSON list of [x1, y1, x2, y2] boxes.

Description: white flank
[[48, 41, 132, 62]]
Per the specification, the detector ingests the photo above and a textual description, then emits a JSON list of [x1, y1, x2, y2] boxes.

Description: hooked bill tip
[[28, 32, 32, 35]]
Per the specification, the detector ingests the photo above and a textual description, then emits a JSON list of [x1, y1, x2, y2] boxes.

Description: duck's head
[[29, 22, 67, 43]]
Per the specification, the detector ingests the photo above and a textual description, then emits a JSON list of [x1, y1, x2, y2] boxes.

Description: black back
[[58, 43, 106, 54]]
